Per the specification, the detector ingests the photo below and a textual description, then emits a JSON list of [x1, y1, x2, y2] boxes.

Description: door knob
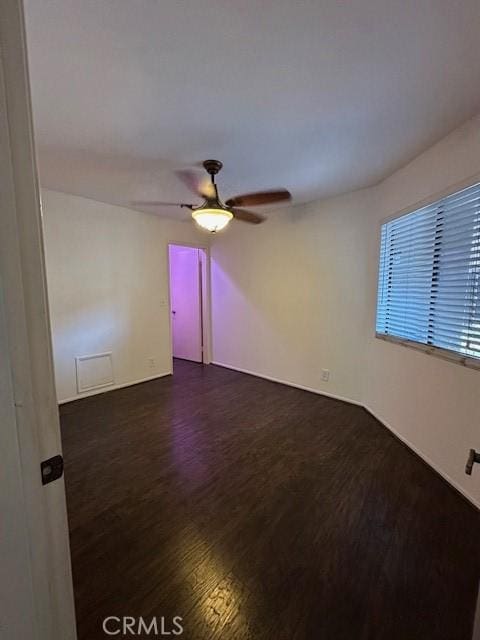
[[465, 449, 480, 475]]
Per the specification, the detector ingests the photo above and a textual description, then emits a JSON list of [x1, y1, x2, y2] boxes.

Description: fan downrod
[[203, 159, 223, 176]]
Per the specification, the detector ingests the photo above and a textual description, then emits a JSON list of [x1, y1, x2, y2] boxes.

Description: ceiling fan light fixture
[[134, 159, 290, 229], [192, 206, 233, 233]]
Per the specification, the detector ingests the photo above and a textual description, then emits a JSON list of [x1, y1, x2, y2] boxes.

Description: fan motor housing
[[203, 159, 223, 176]]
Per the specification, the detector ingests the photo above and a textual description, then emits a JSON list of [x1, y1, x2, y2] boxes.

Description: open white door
[[169, 245, 203, 363], [0, 281, 38, 639], [0, 0, 76, 638]]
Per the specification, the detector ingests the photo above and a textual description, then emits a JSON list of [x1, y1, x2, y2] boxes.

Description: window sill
[[375, 332, 480, 371]]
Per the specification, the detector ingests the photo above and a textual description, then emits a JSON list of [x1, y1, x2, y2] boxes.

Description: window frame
[[374, 173, 480, 371]]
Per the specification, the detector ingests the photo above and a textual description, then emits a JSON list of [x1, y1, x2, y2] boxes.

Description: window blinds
[[376, 182, 480, 363]]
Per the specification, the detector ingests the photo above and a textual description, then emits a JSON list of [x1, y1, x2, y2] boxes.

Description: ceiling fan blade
[[130, 201, 195, 208], [226, 189, 291, 208], [232, 208, 265, 224], [175, 169, 215, 199]]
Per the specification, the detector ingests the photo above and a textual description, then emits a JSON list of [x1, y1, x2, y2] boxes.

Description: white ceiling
[[25, 0, 480, 219]]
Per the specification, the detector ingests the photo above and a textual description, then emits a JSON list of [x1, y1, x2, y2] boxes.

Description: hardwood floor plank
[[60, 360, 480, 639]]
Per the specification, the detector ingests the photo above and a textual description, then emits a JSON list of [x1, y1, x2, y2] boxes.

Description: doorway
[[168, 244, 209, 365]]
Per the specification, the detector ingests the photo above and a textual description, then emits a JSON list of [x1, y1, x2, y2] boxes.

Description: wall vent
[[75, 352, 114, 393]]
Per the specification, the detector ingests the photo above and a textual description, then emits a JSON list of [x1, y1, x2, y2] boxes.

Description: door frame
[[167, 242, 212, 366], [0, 0, 77, 637], [474, 589, 480, 640]]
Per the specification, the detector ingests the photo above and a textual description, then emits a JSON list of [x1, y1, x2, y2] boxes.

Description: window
[[376, 182, 480, 367]]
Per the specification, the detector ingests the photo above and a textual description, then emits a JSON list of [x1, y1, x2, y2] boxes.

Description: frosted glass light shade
[[192, 207, 233, 232]]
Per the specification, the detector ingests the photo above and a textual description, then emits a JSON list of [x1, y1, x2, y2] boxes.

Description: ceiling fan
[[131, 159, 291, 233]]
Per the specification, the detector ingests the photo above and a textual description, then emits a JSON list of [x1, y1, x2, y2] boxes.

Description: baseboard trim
[[58, 371, 172, 405], [364, 405, 480, 511], [212, 360, 479, 510], [211, 361, 364, 406]]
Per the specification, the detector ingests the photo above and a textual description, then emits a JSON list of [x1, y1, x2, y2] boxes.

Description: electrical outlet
[[148, 357, 156, 371], [321, 369, 330, 382]]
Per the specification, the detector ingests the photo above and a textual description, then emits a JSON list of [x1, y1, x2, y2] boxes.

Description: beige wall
[[211, 114, 480, 506], [42, 189, 204, 402], [211, 188, 373, 404]]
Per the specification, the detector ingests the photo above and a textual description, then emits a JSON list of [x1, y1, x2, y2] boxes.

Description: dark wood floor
[[60, 360, 480, 640]]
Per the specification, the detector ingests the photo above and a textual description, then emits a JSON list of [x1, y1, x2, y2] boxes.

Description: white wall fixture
[[75, 352, 114, 393]]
